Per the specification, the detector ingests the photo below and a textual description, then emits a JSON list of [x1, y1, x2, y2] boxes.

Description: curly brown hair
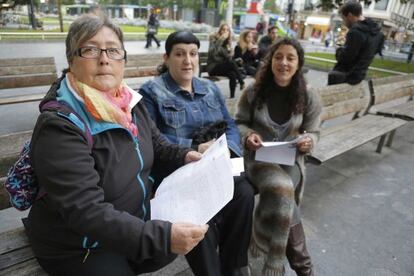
[[251, 37, 307, 116]]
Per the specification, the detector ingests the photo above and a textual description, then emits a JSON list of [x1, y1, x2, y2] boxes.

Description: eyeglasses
[[76, 47, 127, 60]]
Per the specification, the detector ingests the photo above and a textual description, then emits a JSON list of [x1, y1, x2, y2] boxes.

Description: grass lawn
[[120, 25, 173, 33], [0, 24, 175, 41], [0, 26, 70, 32], [305, 52, 414, 78]]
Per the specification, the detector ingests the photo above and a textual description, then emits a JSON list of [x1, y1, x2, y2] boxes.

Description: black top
[[234, 45, 259, 67], [334, 18, 385, 84], [265, 82, 292, 125]]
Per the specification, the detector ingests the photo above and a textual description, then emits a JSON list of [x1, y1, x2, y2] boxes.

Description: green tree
[[316, 0, 408, 11], [263, 0, 282, 13], [234, 0, 247, 8]]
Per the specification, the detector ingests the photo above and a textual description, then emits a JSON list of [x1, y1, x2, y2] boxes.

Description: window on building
[[374, 0, 388, 11]]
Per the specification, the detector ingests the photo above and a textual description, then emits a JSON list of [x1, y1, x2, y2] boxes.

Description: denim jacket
[[139, 72, 242, 156]]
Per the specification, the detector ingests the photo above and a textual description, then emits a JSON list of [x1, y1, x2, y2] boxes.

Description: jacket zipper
[[133, 136, 147, 218], [132, 114, 147, 218]]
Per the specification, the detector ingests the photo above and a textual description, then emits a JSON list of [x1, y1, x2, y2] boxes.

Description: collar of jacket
[[161, 72, 208, 96], [56, 77, 135, 137]]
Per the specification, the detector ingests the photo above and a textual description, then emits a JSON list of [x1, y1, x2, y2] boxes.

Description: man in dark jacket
[[258, 25, 278, 60], [328, 1, 385, 85]]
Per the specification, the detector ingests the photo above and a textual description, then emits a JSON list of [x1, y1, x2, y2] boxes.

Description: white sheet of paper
[[151, 134, 234, 224], [255, 141, 297, 166], [231, 157, 244, 176]]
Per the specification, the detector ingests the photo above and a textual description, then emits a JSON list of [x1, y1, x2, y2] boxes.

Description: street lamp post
[[226, 0, 234, 28], [173, 2, 177, 20], [57, 0, 63, 32], [287, 0, 294, 28], [28, 0, 36, 29]]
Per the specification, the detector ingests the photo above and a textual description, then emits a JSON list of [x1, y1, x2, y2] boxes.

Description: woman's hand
[[170, 223, 209, 255], [297, 135, 313, 153], [245, 133, 263, 151], [184, 151, 202, 164], [220, 30, 229, 40], [197, 139, 216, 154], [249, 44, 258, 54]]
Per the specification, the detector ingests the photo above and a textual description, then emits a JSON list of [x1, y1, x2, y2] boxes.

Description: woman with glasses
[[25, 14, 208, 275]]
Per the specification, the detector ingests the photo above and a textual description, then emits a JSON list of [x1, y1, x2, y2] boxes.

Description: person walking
[[328, 1, 385, 85], [407, 40, 414, 64], [145, 10, 161, 48]]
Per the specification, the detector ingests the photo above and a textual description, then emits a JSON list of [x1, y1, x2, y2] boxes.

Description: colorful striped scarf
[[67, 72, 138, 136]]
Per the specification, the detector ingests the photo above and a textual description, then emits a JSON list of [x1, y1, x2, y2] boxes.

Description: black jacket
[[234, 45, 259, 68], [258, 35, 273, 60], [334, 18, 385, 84], [26, 76, 190, 263], [148, 14, 159, 27]]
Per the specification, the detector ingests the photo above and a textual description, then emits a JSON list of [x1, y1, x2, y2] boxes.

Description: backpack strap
[[40, 100, 93, 148]]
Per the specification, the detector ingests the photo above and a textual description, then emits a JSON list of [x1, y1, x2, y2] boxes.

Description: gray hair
[[65, 13, 124, 64]]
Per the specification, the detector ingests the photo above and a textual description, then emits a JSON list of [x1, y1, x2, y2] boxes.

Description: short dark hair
[[340, 1, 362, 17], [165, 31, 200, 56], [268, 25, 278, 34]]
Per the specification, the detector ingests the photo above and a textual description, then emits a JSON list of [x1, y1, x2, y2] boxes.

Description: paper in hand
[[255, 139, 298, 166], [151, 134, 234, 224]]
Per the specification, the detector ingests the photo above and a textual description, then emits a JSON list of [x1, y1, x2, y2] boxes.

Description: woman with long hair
[[206, 23, 245, 98], [235, 38, 322, 275], [234, 29, 260, 76]]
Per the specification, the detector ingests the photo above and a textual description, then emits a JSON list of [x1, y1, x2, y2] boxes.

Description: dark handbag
[[192, 120, 228, 146]]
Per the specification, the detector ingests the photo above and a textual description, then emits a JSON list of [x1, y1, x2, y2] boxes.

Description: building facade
[[272, 0, 413, 43]]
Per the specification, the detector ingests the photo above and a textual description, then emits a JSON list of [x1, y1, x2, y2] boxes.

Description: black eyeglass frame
[[76, 47, 127, 60]]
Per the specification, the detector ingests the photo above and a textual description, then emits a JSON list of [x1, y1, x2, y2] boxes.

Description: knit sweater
[[235, 83, 322, 274]]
